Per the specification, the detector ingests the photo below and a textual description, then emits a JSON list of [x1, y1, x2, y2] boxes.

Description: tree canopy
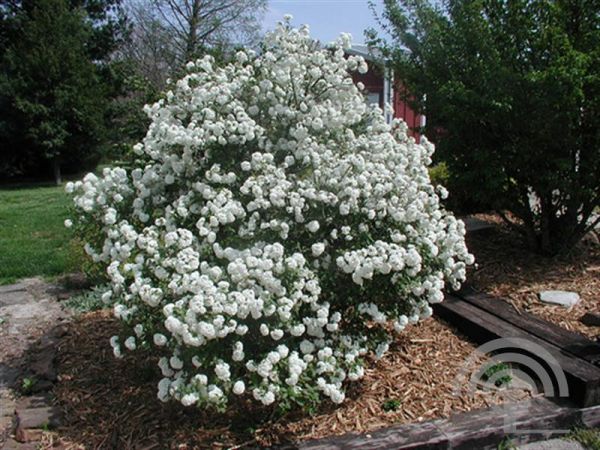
[[0, 0, 129, 181], [0, 0, 268, 181]]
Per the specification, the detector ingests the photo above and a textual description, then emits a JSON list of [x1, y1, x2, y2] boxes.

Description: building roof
[[345, 44, 384, 62]]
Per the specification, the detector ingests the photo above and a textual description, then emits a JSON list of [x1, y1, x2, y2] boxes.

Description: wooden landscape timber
[[434, 290, 600, 408], [298, 398, 600, 450], [457, 286, 600, 367]]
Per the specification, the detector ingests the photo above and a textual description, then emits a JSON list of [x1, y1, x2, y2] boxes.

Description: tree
[[0, 0, 129, 182], [369, 0, 600, 255], [122, 0, 267, 88], [118, 3, 178, 89]]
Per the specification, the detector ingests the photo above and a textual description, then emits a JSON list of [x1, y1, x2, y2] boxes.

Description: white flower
[[64, 219, 73, 228], [157, 378, 171, 402], [311, 242, 325, 257], [215, 362, 231, 381], [262, 391, 275, 405], [306, 220, 320, 233], [331, 390, 345, 404], [300, 340, 314, 354], [170, 356, 184, 370], [153, 333, 167, 346], [193, 374, 208, 385], [125, 336, 136, 350], [208, 386, 224, 402], [270, 329, 284, 340], [290, 324, 306, 336], [233, 380, 245, 395], [181, 393, 199, 406]]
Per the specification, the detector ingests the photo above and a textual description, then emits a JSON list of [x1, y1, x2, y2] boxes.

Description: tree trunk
[[53, 158, 62, 185], [539, 193, 552, 254], [185, 0, 201, 63]]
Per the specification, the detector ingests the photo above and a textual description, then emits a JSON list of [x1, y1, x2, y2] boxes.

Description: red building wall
[[352, 70, 423, 142], [392, 84, 423, 142]]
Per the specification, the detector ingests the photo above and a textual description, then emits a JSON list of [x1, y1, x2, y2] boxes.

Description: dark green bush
[[371, 0, 600, 254]]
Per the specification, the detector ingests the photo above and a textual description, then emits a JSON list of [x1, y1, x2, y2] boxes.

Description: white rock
[[539, 290, 580, 307]]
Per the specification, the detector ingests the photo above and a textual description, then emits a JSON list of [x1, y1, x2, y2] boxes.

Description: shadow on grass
[[0, 181, 62, 191]]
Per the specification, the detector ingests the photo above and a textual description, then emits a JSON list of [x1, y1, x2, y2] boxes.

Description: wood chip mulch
[[467, 213, 600, 340], [46, 310, 525, 449]]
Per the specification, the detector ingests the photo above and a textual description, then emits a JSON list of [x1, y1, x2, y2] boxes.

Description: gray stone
[[0, 290, 30, 308], [2, 301, 47, 321], [17, 406, 61, 429], [0, 283, 26, 295], [15, 395, 52, 410], [0, 389, 16, 436], [518, 438, 586, 450], [1, 297, 67, 336], [0, 364, 20, 388], [0, 390, 16, 416], [539, 290, 580, 307], [1, 438, 39, 450], [0, 278, 75, 446], [29, 352, 56, 382]]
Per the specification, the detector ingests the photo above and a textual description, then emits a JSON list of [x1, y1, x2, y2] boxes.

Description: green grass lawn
[[0, 185, 77, 285]]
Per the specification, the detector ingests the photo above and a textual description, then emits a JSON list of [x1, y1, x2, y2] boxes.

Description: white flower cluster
[[67, 17, 473, 412]]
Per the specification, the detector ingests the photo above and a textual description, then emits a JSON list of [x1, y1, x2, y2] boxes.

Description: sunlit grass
[[0, 185, 77, 284]]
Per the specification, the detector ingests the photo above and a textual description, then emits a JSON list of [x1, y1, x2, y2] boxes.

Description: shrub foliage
[[67, 19, 473, 411]]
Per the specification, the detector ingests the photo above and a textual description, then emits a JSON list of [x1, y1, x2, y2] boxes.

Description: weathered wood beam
[[298, 398, 600, 450], [456, 286, 600, 367], [434, 295, 600, 407]]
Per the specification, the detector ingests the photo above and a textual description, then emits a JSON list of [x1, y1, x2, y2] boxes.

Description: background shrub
[[370, 0, 600, 254]]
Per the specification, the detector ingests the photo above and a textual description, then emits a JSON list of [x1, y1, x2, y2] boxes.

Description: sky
[[262, 0, 386, 45]]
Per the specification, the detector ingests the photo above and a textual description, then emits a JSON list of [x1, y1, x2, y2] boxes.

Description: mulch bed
[[467, 214, 600, 340], [39, 216, 600, 448], [45, 311, 523, 449]]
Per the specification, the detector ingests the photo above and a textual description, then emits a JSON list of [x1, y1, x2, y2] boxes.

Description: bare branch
[[123, 0, 266, 85]]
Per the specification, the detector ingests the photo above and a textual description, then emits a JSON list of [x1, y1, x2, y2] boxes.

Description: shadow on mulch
[[52, 313, 257, 448], [466, 217, 600, 339], [50, 311, 509, 449], [51, 312, 352, 449]]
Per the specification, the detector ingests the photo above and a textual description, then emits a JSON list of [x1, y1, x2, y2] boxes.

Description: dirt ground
[[467, 214, 600, 340]]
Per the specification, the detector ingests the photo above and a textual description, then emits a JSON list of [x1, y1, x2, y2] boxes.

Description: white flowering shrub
[[66, 18, 473, 412]]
